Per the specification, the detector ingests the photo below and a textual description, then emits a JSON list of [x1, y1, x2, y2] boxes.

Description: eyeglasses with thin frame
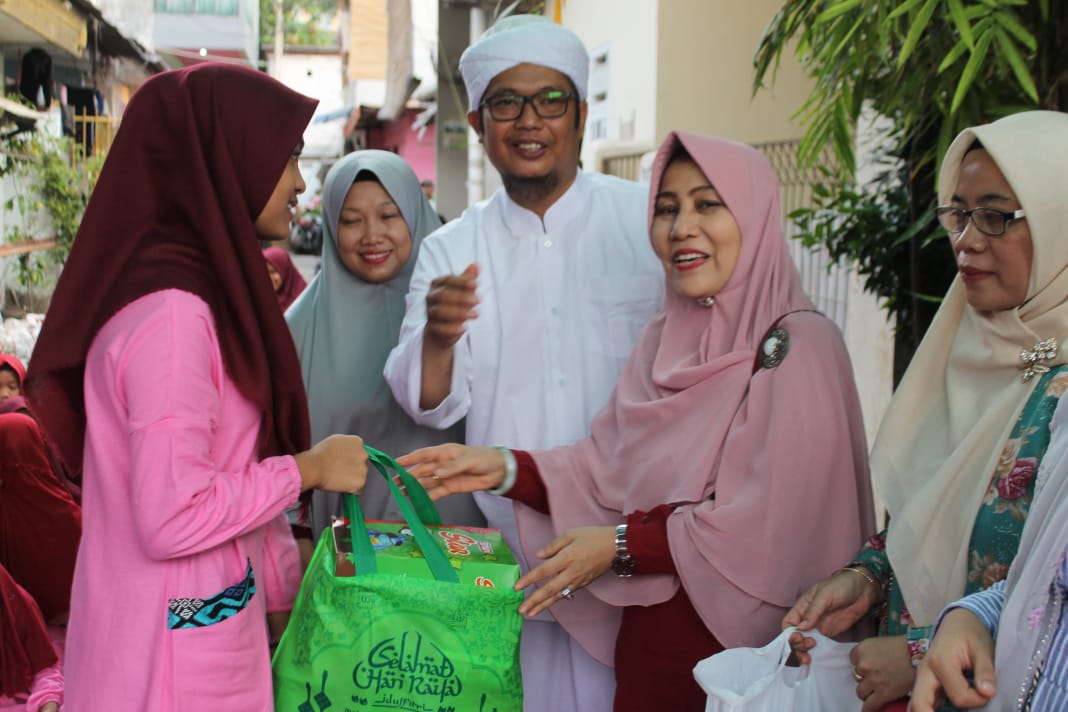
[[936, 206, 1026, 238], [479, 89, 577, 121]]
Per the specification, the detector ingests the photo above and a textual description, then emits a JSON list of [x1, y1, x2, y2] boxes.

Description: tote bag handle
[[343, 445, 460, 584]]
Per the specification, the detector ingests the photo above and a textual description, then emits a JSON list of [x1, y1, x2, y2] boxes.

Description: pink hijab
[[517, 132, 875, 664]]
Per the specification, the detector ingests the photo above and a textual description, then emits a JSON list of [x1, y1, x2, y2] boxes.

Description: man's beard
[[501, 170, 560, 207]]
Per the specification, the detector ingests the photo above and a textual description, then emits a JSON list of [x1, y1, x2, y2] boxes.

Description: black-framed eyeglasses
[[479, 89, 577, 121], [935, 206, 1026, 237]]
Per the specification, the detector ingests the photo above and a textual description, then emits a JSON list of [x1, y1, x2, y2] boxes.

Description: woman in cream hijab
[[786, 110, 1068, 712], [286, 151, 483, 538]]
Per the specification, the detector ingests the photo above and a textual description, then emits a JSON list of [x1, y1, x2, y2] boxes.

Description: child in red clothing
[[0, 563, 61, 712]]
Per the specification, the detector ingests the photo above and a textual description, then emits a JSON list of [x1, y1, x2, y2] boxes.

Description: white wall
[[552, 0, 658, 171], [411, 0, 437, 86], [154, 15, 249, 57], [270, 51, 346, 198], [91, 0, 155, 51], [273, 52, 345, 113], [654, 0, 813, 144]]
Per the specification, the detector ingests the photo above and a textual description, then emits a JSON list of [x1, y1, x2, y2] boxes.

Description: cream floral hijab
[[874, 111, 1068, 626]]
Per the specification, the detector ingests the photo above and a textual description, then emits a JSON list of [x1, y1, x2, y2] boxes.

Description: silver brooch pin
[[760, 327, 790, 369], [1020, 337, 1058, 383]]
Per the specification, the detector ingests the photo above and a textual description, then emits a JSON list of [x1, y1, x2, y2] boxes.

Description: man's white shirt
[[385, 170, 663, 462]]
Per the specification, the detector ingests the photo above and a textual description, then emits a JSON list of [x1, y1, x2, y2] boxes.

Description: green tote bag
[[272, 446, 524, 712]]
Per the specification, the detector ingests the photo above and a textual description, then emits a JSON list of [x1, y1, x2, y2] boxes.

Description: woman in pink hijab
[[400, 131, 875, 710]]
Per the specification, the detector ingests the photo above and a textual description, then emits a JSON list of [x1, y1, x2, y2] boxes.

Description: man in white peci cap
[[385, 14, 662, 711]]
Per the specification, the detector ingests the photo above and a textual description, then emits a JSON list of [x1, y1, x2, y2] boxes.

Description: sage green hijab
[[286, 150, 482, 537]]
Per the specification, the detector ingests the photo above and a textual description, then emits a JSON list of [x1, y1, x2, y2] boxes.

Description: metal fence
[[600, 138, 851, 332], [71, 111, 119, 163], [602, 151, 644, 183], [753, 139, 849, 330]]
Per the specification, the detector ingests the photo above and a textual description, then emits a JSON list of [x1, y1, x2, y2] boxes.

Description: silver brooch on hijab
[[1020, 337, 1058, 383], [760, 328, 790, 370], [696, 296, 715, 307]]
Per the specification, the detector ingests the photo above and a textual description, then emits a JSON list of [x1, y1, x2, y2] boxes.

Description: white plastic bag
[[694, 626, 862, 711]]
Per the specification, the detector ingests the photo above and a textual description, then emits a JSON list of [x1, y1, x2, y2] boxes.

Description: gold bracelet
[[840, 566, 879, 591]]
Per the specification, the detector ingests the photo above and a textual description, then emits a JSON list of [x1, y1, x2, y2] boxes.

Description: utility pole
[[465, 4, 485, 204]]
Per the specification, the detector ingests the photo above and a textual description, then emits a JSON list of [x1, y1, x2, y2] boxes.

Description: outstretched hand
[[514, 526, 616, 617], [397, 444, 507, 500]]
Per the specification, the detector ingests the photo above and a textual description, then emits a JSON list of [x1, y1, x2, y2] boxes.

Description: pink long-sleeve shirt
[[0, 661, 62, 712], [63, 290, 303, 711]]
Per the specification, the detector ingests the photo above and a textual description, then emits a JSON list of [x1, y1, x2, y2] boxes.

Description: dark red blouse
[[508, 449, 723, 710]]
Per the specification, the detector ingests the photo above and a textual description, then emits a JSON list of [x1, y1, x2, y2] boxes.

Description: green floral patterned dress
[[854, 366, 1068, 663]]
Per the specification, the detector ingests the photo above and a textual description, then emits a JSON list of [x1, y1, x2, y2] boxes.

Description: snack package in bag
[[332, 518, 520, 589], [693, 626, 860, 711], [272, 446, 524, 711]]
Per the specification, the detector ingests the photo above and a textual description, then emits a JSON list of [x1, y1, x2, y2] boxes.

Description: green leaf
[[946, 0, 974, 49], [897, 0, 940, 69], [831, 12, 867, 59], [993, 9, 1037, 50], [831, 101, 855, 174], [949, 30, 993, 115], [904, 290, 947, 304], [891, 208, 937, 247], [887, 0, 924, 20], [938, 40, 970, 74], [993, 27, 1039, 104], [816, 0, 864, 23]]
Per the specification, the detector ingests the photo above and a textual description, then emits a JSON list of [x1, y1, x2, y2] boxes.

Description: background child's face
[[265, 260, 283, 292], [0, 366, 21, 403]]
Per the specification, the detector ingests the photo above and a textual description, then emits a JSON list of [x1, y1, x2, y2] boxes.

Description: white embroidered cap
[[459, 14, 590, 112]]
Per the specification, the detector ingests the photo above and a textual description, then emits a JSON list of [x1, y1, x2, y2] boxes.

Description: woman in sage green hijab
[[286, 150, 483, 538]]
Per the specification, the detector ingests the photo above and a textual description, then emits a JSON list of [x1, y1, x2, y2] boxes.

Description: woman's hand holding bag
[[694, 626, 861, 711]]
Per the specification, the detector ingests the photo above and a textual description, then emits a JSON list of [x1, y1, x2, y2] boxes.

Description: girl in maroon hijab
[[263, 246, 307, 312], [24, 64, 369, 711]]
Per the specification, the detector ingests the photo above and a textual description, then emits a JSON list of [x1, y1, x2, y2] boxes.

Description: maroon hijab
[[263, 246, 307, 312], [0, 563, 57, 698], [0, 413, 81, 623], [25, 64, 317, 472]]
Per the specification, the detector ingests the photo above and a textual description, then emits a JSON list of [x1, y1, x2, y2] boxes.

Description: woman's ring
[[852, 666, 863, 682], [560, 586, 574, 600]]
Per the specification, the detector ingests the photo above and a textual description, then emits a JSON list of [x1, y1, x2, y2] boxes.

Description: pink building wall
[[366, 108, 437, 184]]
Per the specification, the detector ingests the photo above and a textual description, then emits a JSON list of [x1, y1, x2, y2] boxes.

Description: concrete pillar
[[464, 5, 485, 205]]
